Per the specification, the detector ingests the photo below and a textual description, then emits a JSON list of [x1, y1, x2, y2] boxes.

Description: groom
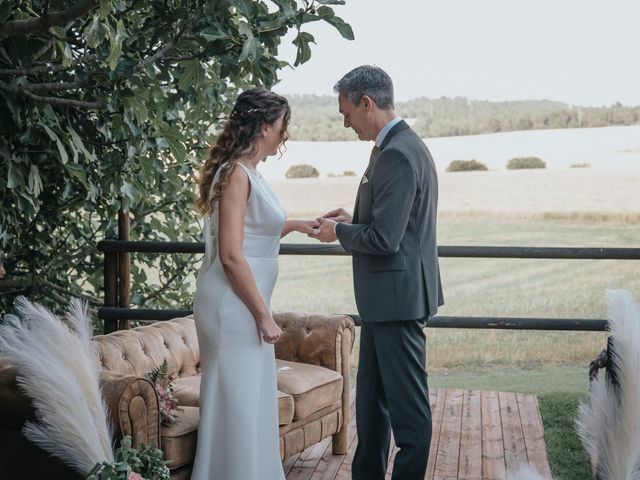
[[310, 65, 444, 480]]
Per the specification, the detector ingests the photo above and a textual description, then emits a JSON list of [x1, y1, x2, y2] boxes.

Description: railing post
[[104, 251, 118, 334], [118, 209, 131, 330]]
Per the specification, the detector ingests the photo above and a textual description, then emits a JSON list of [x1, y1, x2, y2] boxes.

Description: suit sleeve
[[336, 148, 416, 255]]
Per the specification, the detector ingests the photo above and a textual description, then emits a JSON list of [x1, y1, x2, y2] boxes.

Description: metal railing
[[97, 239, 640, 334]]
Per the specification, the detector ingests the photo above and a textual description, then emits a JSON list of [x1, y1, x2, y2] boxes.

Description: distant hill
[[285, 95, 640, 141]]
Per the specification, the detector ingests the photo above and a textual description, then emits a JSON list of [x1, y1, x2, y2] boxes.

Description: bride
[[192, 88, 318, 479]]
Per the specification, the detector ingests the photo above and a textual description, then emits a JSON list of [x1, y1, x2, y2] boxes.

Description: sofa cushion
[[278, 390, 294, 426], [172, 374, 294, 427], [172, 375, 200, 407], [276, 360, 343, 420], [161, 406, 199, 469]]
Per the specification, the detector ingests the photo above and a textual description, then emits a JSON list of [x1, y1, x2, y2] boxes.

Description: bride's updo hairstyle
[[195, 88, 290, 215]]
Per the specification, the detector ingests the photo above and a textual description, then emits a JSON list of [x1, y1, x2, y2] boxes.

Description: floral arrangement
[[147, 359, 183, 425], [87, 435, 170, 480]]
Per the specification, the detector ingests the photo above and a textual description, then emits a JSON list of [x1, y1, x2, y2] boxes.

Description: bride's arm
[[218, 167, 280, 343], [281, 219, 320, 238]]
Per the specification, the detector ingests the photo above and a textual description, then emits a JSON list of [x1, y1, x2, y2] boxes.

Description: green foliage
[[0, 1, 352, 318], [147, 358, 170, 384], [285, 95, 640, 141], [507, 157, 547, 169], [446, 159, 488, 172], [87, 435, 170, 480], [285, 163, 320, 178]]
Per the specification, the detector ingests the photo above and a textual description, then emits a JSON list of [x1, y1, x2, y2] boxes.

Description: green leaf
[[292, 31, 315, 66], [106, 20, 127, 71], [65, 163, 89, 189], [43, 125, 70, 164], [270, 0, 295, 15], [7, 161, 23, 189], [240, 37, 259, 62], [99, 0, 112, 19], [178, 60, 206, 91], [316, 0, 346, 4], [323, 14, 354, 40], [159, 125, 187, 161], [85, 16, 108, 49], [124, 95, 149, 123], [28, 165, 43, 196]]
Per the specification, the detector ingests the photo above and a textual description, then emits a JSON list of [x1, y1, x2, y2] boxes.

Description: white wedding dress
[[191, 163, 286, 480]]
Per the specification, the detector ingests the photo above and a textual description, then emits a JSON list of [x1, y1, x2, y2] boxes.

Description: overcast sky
[[273, 0, 640, 107]]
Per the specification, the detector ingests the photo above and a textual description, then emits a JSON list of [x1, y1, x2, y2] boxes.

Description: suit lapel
[[352, 120, 410, 223]]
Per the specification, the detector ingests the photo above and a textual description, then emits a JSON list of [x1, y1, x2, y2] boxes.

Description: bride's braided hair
[[195, 88, 290, 215]]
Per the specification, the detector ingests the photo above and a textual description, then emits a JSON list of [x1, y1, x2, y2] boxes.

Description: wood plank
[[433, 388, 464, 478], [310, 384, 358, 480], [499, 392, 528, 478], [287, 388, 551, 480], [426, 388, 446, 479], [287, 437, 331, 480], [481, 391, 506, 480], [284, 453, 302, 476], [516, 394, 552, 479], [458, 390, 482, 480]]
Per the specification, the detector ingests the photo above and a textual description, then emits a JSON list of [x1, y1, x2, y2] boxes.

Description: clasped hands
[[309, 208, 352, 243], [290, 208, 351, 243]]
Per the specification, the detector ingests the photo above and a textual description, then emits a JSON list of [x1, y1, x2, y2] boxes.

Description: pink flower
[[129, 473, 145, 480]]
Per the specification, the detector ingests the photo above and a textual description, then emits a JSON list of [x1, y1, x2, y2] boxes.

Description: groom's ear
[[361, 95, 373, 111]]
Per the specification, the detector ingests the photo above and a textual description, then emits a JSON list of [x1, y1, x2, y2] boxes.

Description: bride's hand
[[292, 219, 320, 235], [257, 315, 282, 344]]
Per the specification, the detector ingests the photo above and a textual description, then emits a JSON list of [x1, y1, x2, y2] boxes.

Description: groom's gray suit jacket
[[336, 120, 444, 322]]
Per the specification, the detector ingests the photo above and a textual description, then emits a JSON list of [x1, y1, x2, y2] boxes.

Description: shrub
[[285, 164, 320, 179], [569, 162, 591, 168], [506, 157, 546, 170], [446, 159, 488, 172], [327, 170, 357, 178]]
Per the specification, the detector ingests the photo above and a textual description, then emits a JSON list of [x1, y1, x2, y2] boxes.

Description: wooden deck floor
[[283, 387, 552, 480]]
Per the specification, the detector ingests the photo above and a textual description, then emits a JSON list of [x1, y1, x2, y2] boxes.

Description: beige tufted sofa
[[0, 312, 355, 480]]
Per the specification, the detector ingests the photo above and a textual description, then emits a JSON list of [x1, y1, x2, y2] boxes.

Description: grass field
[[274, 215, 639, 373]]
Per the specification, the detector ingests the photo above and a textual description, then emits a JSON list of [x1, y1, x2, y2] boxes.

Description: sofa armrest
[[273, 312, 355, 374], [100, 371, 160, 449]]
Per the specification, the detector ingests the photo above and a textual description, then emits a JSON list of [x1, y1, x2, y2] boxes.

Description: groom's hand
[[322, 207, 352, 224], [308, 218, 337, 243]]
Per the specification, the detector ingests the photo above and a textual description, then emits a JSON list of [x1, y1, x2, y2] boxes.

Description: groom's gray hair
[[334, 65, 394, 110]]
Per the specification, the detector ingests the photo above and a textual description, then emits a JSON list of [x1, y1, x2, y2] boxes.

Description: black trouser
[[352, 320, 432, 480]]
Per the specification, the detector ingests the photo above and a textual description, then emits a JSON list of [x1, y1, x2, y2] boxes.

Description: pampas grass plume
[[0, 297, 114, 474]]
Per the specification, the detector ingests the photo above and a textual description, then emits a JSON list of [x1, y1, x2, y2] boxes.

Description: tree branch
[[0, 54, 96, 75], [0, 79, 104, 109], [0, 0, 98, 40], [21, 80, 89, 92], [39, 279, 102, 306]]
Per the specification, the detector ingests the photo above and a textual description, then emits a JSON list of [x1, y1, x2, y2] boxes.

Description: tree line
[[286, 95, 640, 140]]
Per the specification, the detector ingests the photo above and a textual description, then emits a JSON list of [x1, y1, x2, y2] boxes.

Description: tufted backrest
[[273, 312, 355, 373], [92, 317, 199, 380]]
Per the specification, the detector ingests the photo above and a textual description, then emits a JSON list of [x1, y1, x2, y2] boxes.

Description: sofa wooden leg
[[332, 426, 348, 454]]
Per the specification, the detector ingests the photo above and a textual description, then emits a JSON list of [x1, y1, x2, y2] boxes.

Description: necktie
[[369, 145, 379, 165], [364, 145, 379, 178]]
